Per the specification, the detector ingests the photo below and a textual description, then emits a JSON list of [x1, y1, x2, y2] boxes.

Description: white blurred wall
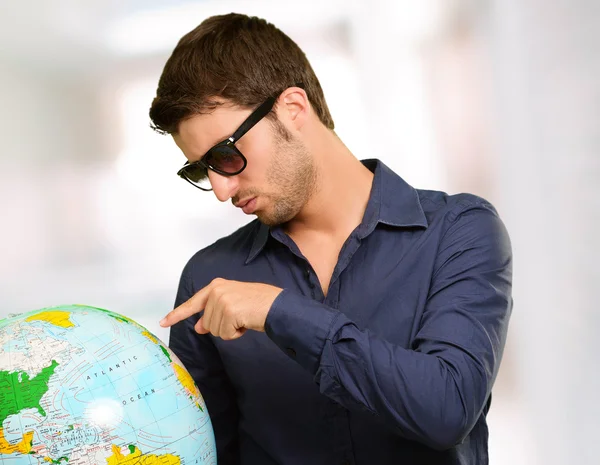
[[486, 1, 600, 464], [0, 1, 598, 463]]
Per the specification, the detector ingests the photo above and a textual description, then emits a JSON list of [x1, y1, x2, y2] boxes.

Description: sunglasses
[[176, 92, 282, 191]]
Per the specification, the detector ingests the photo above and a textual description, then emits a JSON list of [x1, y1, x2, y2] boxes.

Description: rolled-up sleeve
[[265, 203, 512, 451]]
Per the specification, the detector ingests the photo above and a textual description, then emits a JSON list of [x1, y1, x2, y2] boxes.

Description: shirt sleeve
[[168, 268, 240, 464], [264, 203, 512, 451]]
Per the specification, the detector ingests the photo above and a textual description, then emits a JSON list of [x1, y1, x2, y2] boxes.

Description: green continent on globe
[[44, 456, 68, 464], [77, 305, 135, 325], [107, 444, 180, 465], [0, 359, 59, 425], [0, 305, 216, 463], [160, 345, 172, 362]]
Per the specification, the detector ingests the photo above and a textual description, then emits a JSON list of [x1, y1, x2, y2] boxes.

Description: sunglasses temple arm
[[230, 97, 276, 142]]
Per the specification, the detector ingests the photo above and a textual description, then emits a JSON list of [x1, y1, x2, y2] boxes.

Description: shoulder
[[417, 190, 501, 224], [417, 189, 511, 254]]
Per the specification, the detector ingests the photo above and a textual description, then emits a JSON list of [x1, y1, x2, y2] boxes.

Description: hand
[[159, 278, 284, 340]]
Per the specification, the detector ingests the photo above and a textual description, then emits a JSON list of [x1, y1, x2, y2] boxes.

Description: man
[[152, 13, 512, 465]]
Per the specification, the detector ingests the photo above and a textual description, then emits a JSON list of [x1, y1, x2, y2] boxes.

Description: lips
[[235, 197, 257, 214], [235, 198, 251, 208], [242, 198, 257, 214]]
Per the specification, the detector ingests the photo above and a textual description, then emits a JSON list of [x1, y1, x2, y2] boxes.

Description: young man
[[152, 13, 512, 465]]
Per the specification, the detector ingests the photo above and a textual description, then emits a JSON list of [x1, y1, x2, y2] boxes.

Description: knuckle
[[216, 291, 229, 307]]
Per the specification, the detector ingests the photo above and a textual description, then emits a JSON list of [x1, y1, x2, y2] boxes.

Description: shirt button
[[286, 347, 296, 358]]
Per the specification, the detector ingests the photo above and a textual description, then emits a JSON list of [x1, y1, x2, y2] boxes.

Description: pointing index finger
[[159, 283, 212, 327]]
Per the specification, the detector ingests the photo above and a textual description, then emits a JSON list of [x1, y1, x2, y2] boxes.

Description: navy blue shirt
[[169, 159, 513, 465]]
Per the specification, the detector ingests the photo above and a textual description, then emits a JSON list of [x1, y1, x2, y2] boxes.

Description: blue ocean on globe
[[0, 304, 216, 464]]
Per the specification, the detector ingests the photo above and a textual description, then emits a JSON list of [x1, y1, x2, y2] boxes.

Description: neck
[[284, 127, 374, 240]]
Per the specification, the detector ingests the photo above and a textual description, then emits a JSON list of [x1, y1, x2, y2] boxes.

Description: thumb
[[194, 316, 210, 334]]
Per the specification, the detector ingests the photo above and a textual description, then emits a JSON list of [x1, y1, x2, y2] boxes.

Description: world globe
[[0, 304, 216, 464]]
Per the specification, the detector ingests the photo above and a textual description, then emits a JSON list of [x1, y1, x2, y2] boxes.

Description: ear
[[276, 86, 309, 131]]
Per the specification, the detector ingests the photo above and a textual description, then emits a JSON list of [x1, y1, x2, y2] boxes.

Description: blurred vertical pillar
[[486, 1, 600, 464], [347, 0, 447, 190], [418, 1, 496, 198]]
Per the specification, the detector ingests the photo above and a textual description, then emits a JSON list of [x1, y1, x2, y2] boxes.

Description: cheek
[[237, 131, 276, 179]]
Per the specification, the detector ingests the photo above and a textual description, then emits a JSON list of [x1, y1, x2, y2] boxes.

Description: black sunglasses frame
[[176, 93, 279, 191]]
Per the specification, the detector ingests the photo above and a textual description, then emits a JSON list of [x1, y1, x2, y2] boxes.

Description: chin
[[256, 214, 279, 227], [255, 210, 287, 227]]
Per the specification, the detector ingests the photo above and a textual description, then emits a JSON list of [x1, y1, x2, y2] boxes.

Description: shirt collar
[[246, 158, 428, 264], [362, 158, 428, 230]]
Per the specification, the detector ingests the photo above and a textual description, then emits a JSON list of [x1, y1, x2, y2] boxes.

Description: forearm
[[266, 292, 490, 450]]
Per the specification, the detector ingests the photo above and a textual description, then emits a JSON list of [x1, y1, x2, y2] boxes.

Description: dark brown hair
[[149, 13, 334, 134]]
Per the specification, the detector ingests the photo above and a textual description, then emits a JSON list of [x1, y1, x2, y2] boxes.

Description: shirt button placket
[[305, 267, 317, 298]]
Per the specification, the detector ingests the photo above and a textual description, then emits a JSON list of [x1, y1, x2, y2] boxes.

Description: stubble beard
[[258, 131, 318, 227]]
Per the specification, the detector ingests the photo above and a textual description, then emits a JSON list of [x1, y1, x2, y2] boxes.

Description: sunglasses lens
[[205, 145, 245, 174], [179, 164, 211, 190], [177, 145, 245, 191], [185, 165, 207, 183]]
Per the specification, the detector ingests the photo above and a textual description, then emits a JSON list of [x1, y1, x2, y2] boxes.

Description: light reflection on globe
[[84, 398, 124, 428], [0, 305, 216, 464]]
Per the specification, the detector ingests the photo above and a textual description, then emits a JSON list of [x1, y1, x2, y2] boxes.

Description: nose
[[208, 171, 239, 202]]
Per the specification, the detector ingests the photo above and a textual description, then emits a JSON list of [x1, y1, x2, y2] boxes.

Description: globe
[[0, 304, 216, 464]]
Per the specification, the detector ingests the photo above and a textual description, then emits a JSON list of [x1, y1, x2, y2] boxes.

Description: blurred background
[[0, 0, 598, 463]]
